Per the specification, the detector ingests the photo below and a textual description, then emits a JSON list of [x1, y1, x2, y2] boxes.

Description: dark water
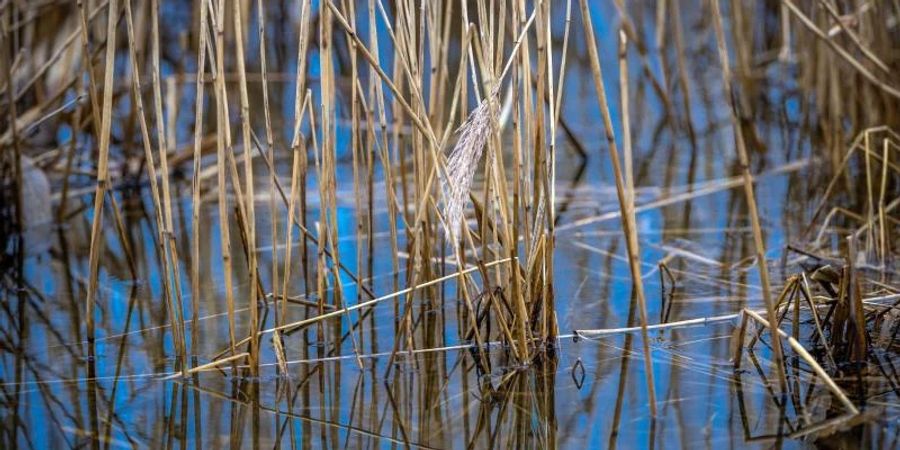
[[2, 1, 898, 448]]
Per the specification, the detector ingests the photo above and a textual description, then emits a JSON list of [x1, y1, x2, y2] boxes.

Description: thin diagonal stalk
[[579, 0, 657, 416], [710, 0, 787, 389]]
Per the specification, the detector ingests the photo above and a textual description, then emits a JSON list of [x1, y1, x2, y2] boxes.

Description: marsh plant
[[1, 0, 899, 447]]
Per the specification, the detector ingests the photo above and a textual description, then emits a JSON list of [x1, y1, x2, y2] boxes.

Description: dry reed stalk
[[655, 0, 667, 50], [781, 0, 900, 100], [814, 0, 890, 75], [150, 0, 188, 372], [264, 257, 514, 336], [210, 0, 236, 354], [551, 0, 573, 143], [807, 127, 898, 228], [846, 236, 868, 362], [799, 273, 837, 369], [231, 0, 259, 374], [366, 0, 401, 285], [289, 0, 312, 151], [163, 352, 249, 379], [343, 0, 367, 351], [308, 10, 365, 366], [531, 0, 557, 344], [740, 309, 859, 415], [123, 0, 186, 371], [280, 136, 304, 329], [336, 0, 541, 359], [284, 0, 313, 308], [619, 29, 657, 415], [84, 0, 118, 351], [507, 2, 536, 345], [282, 81, 314, 330], [863, 132, 876, 259], [578, 0, 657, 416], [710, 0, 787, 390], [75, 0, 105, 134], [256, 0, 278, 327], [189, 0, 209, 360], [878, 137, 890, 267]]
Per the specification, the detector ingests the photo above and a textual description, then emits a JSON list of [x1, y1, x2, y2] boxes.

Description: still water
[[2, 1, 898, 448]]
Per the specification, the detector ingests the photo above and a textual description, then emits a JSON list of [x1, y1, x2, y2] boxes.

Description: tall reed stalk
[[710, 0, 787, 389], [189, 0, 209, 359], [578, 0, 657, 416], [84, 0, 118, 352]]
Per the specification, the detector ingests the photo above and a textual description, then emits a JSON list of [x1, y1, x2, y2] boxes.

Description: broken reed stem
[[576, 293, 900, 338], [273, 256, 512, 332], [214, 257, 515, 355], [709, 0, 787, 391], [746, 277, 797, 349], [282, 94, 314, 328], [846, 235, 867, 363], [579, 2, 657, 416], [164, 353, 250, 379], [799, 273, 837, 369], [741, 309, 859, 415]]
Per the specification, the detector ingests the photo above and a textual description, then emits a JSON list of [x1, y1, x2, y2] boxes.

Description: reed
[[189, 0, 208, 359], [211, 0, 237, 356], [710, 0, 787, 390], [83, 0, 118, 353], [578, 0, 657, 416], [122, 0, 186, 370], [230, 0, 259, 375], [6, 2, 900, 446]]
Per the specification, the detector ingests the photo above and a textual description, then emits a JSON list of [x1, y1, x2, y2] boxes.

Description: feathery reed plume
[[442, 93, 496, 242], [438, 3, 538, 245]]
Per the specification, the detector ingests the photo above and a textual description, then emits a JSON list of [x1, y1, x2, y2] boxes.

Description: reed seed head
[[443, 95, 495, 244]]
